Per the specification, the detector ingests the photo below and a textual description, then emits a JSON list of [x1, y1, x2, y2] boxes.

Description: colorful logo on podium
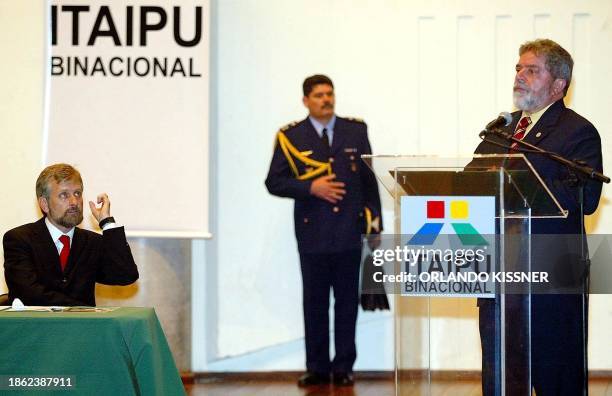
[[406, 199, 489, 246]]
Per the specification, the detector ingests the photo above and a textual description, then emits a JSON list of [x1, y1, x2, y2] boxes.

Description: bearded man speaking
[[3, 163, 138, 306], [474, 39, 603, 395]]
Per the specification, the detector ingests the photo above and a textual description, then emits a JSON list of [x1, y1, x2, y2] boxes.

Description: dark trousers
[[479, 294, 587, 396], [299, 249, 361, 374]]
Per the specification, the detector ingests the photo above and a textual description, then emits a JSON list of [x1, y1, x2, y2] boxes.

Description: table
[[0, 307, 185, 395]]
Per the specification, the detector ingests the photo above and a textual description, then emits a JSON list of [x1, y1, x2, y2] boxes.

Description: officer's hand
[[310, 174, 346, 204], [89, 193, 111, 222]]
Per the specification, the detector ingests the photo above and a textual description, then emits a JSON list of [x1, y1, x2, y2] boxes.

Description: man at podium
[[265, 75, 382, 387], [474, 39, 603, 395]]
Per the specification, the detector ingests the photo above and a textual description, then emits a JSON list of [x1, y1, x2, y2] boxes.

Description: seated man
[[3, 163, 138, 306]]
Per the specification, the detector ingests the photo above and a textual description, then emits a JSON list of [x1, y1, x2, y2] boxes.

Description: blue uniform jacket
[[265, 116, 382, 254]]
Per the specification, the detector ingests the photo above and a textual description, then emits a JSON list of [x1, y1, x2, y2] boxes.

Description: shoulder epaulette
[[279, 121, 299, 132], [344, 117, 365, 124]]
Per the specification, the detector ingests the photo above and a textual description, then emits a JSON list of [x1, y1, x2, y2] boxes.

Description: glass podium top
[[362, 154, 566, 218]]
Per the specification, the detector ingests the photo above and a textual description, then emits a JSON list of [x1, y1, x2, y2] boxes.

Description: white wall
[[0, 2, 47, 293]]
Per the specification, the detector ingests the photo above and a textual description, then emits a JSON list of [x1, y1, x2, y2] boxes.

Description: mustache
[[322, 103, 333, 108], [514, 82, 528, 90]]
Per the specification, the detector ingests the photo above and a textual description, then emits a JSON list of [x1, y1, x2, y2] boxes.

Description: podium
[[362, 154, 567, 396]]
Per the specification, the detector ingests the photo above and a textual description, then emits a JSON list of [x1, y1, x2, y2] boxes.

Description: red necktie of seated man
[[510, 116, 532, 150], [59, 235, 70, 271]]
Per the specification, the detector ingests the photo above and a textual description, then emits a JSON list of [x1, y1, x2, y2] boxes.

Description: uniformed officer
[[265, 75, 382, 387]]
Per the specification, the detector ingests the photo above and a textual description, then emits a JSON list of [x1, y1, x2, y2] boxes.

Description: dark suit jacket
[[265, 116, 382, 254], [3, 217, 139, 306], [475, 99, 603, 289], [475, 99, 603, 233], [474, 100, 603, 392]]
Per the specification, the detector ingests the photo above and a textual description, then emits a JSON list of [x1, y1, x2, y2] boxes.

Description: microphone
[[479, 112, 512, 138], [485, 112, 512, 131]]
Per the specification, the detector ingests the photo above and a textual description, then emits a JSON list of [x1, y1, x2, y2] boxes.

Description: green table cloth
[[0, 307, 185, 395]]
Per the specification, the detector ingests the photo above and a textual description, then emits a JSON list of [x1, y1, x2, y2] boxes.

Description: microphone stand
[[481, 128, 610, 184], [482, 128, 610, 396]]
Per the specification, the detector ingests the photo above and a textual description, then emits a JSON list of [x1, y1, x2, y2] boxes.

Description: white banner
[[46, 0, 210, 238]]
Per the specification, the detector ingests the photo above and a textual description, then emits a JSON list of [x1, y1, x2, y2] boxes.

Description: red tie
[[59, 235, 70, 271], [510, 116, 532, 150]]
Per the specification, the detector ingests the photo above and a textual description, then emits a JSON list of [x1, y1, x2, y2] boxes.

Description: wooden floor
[[185, 378, 612, 396]]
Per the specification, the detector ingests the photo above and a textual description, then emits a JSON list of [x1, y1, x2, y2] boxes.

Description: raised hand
[[88, 193, 111, 222]]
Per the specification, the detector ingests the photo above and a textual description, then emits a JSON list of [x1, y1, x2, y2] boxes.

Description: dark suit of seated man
[[3, 163, 139, 306]]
